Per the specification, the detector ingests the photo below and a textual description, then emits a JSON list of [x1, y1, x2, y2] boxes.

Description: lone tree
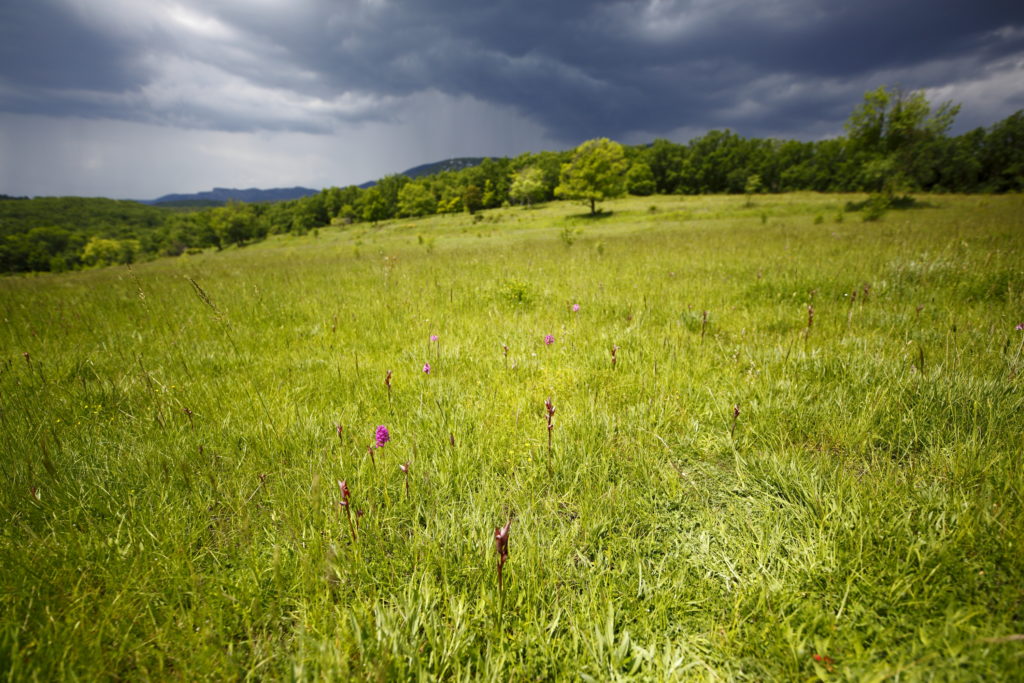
[[845, 86, 960, 197], [555, 138, 629, 214]]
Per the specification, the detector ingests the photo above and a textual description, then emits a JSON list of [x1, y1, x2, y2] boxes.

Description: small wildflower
[[812, 654, 835, 672], [1017, 323, 1024, 331], [399, 462, 410, 496], [375, 425, 390, 448], [335, 423, 343, 441], [545, 397, 556, 466], [494, 519, 512, 593], [544, 334, 555, 345], [423, 362, 431, 374], [572, 303, 580, 312], [495, 521, 510, 562], [430, 334, 439, 342], [338, 480, 356, 541]]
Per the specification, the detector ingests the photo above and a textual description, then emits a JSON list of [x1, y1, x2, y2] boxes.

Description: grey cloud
[[2, 0, 1023, 142]]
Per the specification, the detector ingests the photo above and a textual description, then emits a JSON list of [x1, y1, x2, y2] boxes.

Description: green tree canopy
[[509, 166, 546, 206], [210, 202, 262, 246], [397, 182, 437, 217], [626, 161, 656, 196], [845, 86, 960, 195], [555, 138, 629, 214]]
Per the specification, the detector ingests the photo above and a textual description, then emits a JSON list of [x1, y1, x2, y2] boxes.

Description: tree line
[[2, 87, 1021, 274]]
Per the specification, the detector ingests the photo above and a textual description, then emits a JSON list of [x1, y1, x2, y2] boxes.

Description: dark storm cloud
[[2, 0, 1023, 141], [0, 1, 144, 92]]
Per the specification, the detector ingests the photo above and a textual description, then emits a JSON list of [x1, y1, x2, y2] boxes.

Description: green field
[[2, 193, 1023, 680]]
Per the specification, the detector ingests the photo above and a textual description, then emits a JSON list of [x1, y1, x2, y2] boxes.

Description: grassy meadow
[[2, 192, 1023, 680]]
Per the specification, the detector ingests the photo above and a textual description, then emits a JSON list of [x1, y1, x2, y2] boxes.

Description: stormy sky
[[1, 0, 1022, 199]]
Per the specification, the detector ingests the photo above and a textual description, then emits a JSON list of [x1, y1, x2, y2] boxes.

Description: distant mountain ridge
[[145, 186, 318, 206], [358, 157, 485, 188], [143, 157, 488, 205]]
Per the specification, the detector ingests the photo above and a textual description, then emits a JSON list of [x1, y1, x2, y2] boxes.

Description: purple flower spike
[[1017, 323, 1024, 331], [544, 334, 555, 346], [423, 362, 431, 374], [430, 334, 439, 342], [572, 303, 580, 312], [375, 425, 390, 448]]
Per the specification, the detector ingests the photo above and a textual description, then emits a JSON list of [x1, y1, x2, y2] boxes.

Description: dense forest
[[2, 88, 1022, 274]]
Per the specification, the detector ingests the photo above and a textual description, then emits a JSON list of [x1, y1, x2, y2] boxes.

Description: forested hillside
[[2, 88, 1021, 275]]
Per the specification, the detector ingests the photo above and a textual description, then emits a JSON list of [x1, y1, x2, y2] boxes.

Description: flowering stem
[[400, 462, 410, 499], [494, 519, 511, 621], [545, 397, 555, 472], [343, 504, 357, 542], [339, 480, 357, 543]]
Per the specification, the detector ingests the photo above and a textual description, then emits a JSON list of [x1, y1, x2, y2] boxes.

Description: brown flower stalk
[[494, 519, 511, 594], [338, 480, 357, 542], [399, 462, 410, 498], [545, 397, 556, 466]]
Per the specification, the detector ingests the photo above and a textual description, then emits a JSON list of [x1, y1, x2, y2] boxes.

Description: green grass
[[2, 193, 1023, 680]]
